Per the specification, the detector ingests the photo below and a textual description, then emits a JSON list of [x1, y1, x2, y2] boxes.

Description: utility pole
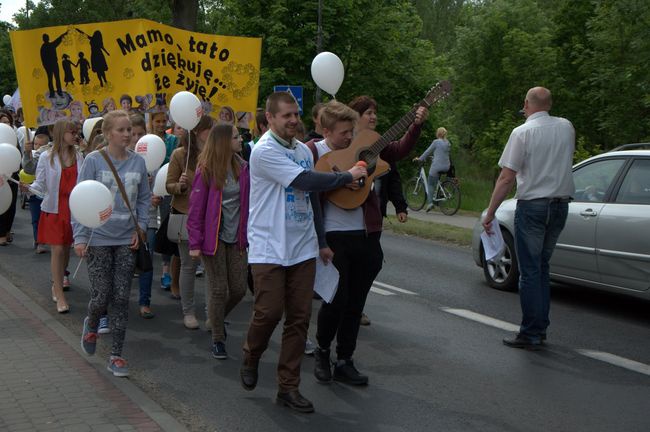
[[315, 0, 322, 103]]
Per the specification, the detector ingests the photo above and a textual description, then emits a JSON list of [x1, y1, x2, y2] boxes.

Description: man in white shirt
[[483, 87, 575, 350], [241, 92, 366, 413]]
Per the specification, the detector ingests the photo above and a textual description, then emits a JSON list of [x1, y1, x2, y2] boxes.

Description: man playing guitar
[[306, 99, 428, 386]]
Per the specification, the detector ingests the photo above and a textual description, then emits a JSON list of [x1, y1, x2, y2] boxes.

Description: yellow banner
[[10, 19, 262, 128]]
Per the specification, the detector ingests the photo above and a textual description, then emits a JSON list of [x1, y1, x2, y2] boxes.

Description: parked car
[[472, 148, 650, 299]]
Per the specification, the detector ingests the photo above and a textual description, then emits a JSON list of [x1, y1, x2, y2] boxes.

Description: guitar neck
[[365, 81, 451, 157], [369, 108, 419, 155]]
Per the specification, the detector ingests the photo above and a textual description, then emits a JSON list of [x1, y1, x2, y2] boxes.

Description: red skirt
[[38, 164, 77, 246]]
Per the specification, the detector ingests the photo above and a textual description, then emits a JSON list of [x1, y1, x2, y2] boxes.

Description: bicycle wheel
[[438, 179, 461, 215], [404, 177, 426, 211]]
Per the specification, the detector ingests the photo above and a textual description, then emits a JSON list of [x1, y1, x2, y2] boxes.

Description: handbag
[[99, 150, 153, 272], [167, 213, 189, 243]]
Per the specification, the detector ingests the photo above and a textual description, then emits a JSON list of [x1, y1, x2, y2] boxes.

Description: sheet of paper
[[314, 257, 339, 303], [481, 218, 505, 262]]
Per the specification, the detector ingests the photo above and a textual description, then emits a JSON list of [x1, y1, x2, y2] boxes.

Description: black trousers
[[316, 231, 383, 360], [0, 174, 18, 237]]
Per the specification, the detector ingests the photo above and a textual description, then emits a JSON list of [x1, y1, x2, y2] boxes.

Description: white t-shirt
[[499, 111, 575, 200], [247, 131, 317, 266], [314, 140, 365, 232]]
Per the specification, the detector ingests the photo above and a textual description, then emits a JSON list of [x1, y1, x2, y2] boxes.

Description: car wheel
[[482, 229, 519, 292]]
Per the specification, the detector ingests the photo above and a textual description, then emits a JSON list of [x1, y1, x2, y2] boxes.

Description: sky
[[1, 1, 41, 25]]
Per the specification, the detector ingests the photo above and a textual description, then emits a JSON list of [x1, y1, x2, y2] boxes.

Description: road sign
[[273, 85, 303, 114]]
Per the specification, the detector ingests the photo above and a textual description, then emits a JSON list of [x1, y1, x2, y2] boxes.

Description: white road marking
[[441, 307, 650, 378], [370, 287, 396, 296], [576, 350, 650, 377], [440, 307, 520, 332], [373, 281, 418, 295]]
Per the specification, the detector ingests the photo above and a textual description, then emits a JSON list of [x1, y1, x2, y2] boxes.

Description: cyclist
[[413, 127, 451, 212]]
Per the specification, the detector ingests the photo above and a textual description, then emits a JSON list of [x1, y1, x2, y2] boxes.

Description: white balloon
[[2, 95, 11, 105], [0, 123, 17, 147], [0, 177, 12, 214], [153, 163, 170, 196], [0, 143, 21, 175], [69, 180, 114, 228], [135, 134, 166, 172], [311, 52, 345, 96], [169, 91, 202, 130]]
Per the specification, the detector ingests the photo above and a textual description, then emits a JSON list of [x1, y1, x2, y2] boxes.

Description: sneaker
[[63, 273, 71, 291], [107, 356, 129, 377], [313, 347, 332, 383], [211, 341, 227, 359], [183, 314, 200, 329], [161, 273, 171, 290], [425, 203, 434, 213], [195, 264, 204, 277], [360, 313, 371, 326], [81, 317, 98, 356], [333, 359, 368, 386], [304, 338, 316, 355], [98, 316, 110, 334]]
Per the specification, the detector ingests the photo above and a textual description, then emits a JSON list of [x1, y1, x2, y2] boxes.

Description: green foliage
[[2, 0, 648, 162], [0, 21, 16, 96]]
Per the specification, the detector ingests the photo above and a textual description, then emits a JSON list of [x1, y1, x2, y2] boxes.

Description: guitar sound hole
[[358, 151, 377, 175]]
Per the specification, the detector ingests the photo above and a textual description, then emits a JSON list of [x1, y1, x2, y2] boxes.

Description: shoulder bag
[[99, 150, 153, 272]]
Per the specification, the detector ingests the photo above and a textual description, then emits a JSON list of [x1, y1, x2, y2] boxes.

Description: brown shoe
[[276, 390, 314, 413], [240, 360, 258, 391], [360, 313, 371, 326]]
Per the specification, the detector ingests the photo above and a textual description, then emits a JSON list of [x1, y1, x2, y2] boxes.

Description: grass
[[400, 148, 496, 213], [383, 215, 473, 247]]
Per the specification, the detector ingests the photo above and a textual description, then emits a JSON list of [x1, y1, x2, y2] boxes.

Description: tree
[[448, 0, 560, 164]]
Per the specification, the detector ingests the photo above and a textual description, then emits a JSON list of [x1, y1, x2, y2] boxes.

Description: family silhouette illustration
[[39, 27, 110, 93]]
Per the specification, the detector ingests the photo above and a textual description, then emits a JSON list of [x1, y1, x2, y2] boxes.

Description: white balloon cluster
[[0, 125, 19, 213]]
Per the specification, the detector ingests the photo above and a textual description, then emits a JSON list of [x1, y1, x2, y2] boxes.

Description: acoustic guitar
[[315, 80, 452, 209]]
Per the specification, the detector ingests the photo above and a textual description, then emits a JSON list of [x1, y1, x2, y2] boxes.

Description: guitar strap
[[304, 139, 319, 165]]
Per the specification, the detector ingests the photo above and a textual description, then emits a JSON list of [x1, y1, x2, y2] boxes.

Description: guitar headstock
[[420, 81, 452, 108]]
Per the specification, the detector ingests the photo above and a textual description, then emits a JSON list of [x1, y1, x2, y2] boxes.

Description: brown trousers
[[243, 258, 315, 392], [203, 241, 248, 342]]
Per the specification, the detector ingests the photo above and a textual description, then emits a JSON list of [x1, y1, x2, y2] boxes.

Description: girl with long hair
[[187, 123, 249, 358], [166, 114, 215, 329], [73, 110, 150, 377], [31, 118, 84, 313]]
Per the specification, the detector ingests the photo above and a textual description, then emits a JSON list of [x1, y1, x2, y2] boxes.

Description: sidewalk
[[387, 202, 478, 229], [0, 272, 188, 432]]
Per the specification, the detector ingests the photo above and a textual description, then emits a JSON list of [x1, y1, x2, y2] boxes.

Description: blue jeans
[[138, 228, 157, 307], [514, 199, 568, 341], [28, 195, 43, 244]]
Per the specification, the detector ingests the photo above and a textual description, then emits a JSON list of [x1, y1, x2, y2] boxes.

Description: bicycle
[[403, 161, 461, 215]]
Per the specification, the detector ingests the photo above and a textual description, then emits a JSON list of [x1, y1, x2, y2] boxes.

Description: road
[[1, 206, 649, 432]]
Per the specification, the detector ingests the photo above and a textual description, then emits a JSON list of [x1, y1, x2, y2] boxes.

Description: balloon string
[[184, 129, 191, 173], [72, 229, 94, 279]]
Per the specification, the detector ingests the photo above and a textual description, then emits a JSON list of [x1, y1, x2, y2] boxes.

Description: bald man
[[483, 87, 575, 350]]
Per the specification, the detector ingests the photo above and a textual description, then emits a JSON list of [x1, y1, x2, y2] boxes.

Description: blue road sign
[[273, 85, 303, 114]]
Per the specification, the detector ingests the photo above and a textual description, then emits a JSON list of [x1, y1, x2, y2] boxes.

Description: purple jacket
[[187, 162, 250, 256]]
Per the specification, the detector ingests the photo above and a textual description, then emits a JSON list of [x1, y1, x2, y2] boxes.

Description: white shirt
[[314, 140, 364, 232], [247, 131, 317, 266], [499, 111, 575, 200], [32, 150, 84, 214]]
